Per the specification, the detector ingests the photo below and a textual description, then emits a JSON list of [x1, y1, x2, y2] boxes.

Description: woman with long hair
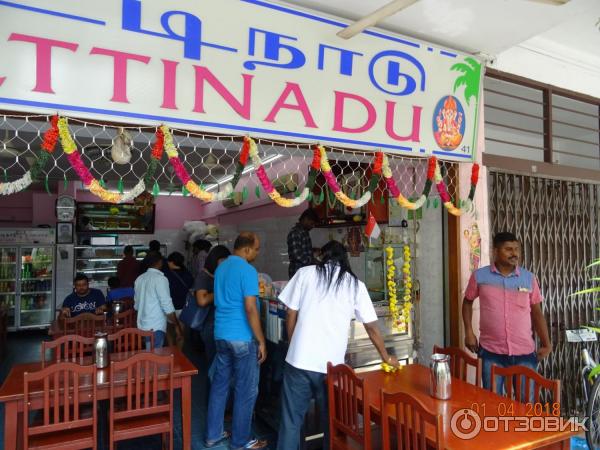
[[193, 244, 231, 366], [276, 240, 399, 450]]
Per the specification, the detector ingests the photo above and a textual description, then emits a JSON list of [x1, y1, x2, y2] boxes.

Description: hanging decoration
[[230, 136, 251, 189], [161, 125, 232, 202], [382, 155, 435, 210], [0, 115, 59, 196], [111, 127, 132, 165], [318, 145, 372, 209], [248, 137, 311, 207], [434, 160, 480, 216], [57, 117, 144, 203], [398, 244, 413, 334], [385, 246, 401, 331]]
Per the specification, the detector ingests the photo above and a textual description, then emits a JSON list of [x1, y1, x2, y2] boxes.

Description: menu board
[[76, 202, 155, 234], [0, 228, 55, 244]]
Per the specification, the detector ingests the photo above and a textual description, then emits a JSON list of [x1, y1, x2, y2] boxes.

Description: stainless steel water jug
[[430, 353, 451, 400], [94, 331, 109, 369], [112, 301, 123, 326]]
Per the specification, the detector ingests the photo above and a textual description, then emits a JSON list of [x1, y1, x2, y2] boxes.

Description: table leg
[[5, 401, 18, 450], [181, 376, 192, 450]]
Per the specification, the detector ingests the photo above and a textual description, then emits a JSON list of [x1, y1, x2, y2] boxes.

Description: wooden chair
[[327, 362, 371, 449], [108, 328, 153, 353], [41, 335, 95, 368], [491, 364, 560, 405], [433, 345, 482, 386], [112, 308, 136, 331], [109, 353, 174, 450], [24, 362, 97, 449], [63, 313, 106, 337], [380, 390, 443, 450]]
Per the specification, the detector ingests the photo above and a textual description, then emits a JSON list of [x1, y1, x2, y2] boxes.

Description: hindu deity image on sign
[[432, 95, 466, 151]]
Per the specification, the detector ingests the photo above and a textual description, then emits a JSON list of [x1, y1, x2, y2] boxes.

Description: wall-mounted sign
[[0, 228, 55, 244], [0, 0, 482, 161]]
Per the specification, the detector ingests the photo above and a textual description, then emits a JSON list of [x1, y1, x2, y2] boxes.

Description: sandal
[[242, 438, 268, 449], [204, 430, 231, 448]]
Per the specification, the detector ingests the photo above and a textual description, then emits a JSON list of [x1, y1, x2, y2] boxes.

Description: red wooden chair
[[108, 328, 153, 353], [491, 364, 560, 405], [327, 362, 371, 450], [380, 390, 443, 450], [109, 352, 174, 450], [23, 362, 97, 449], [41, 335, 95, 368], [112, 308, 136, 331], [433, 345, 482, 386], [63, 313, 106, 337]]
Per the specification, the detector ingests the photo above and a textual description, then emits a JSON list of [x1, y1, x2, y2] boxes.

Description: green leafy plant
[[570, 258, 600, 379], [450, 57, 482, 106]]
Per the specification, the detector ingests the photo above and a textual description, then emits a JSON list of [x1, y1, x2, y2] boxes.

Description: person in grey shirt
[[134, 253, 183, 348]]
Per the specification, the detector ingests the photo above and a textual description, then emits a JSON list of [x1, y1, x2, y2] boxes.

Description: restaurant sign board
[[0, 0, 482, 161]]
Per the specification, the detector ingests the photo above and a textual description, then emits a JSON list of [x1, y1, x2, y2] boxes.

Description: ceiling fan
[[336, 0, 571, 39]]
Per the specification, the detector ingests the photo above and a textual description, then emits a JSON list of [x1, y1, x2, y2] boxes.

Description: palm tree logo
[[450, 57, 482, 107]]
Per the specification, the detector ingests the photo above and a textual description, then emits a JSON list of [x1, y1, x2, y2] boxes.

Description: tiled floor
[[0, 331, 277, 450]]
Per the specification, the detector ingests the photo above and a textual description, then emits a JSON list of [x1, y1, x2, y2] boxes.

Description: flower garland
[[249, 137, 311, 207], [161, 125, 232, 202], [385, 246, 401, 331], [57, 117, 145, 203], [0, 116, 59, 195], [230, 136, 251, 189], [434, 160, 480, 216], [398, 244, 413, 334], [382, 155, 436, 210], [318, 145, 373, 209]]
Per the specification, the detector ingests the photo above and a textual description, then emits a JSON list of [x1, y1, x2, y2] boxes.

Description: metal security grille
[[489, 171, 600, 415]]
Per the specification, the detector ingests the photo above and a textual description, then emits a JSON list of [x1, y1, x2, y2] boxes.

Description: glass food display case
[[0, 245, 54, 330], [75, 244, 166, 291]]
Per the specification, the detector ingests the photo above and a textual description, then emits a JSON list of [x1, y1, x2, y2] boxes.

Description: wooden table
[[357, 365, 579, 450], [0, 346, 198, 450]]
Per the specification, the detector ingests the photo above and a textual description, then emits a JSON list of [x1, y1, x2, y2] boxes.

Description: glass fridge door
[[0, 247, 18, 329], [19, 246, 54, 328]]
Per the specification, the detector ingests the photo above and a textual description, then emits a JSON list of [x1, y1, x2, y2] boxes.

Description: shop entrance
[[489, 170, 600, 414]]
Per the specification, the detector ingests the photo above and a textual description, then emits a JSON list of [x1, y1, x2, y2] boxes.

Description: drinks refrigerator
[[0, 245, 54, 330]]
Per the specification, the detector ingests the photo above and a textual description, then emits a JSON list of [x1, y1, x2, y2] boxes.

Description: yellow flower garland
[[385, 246, 400, 331], [398, 244, 413, 333]]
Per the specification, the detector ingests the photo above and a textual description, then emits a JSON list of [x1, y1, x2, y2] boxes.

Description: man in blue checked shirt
[[134, 253, 183, 349]]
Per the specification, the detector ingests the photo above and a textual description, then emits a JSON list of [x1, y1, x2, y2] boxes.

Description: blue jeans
[[145, 330, 166, 350], [276, 363, 329, 450], [479, 347, 538, 400], [206, 340, 260, 449]]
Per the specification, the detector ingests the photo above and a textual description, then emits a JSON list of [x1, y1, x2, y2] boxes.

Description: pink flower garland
[[323, 170, 340, 193], [256, 166, 275, 193], [66, 152, 94, 186], [169, 156, 192, 185]]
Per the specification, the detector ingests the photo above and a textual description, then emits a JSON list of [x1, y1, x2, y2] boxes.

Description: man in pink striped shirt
[[462, 232, 552, 393]]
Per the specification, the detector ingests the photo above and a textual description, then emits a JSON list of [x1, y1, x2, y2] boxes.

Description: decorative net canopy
[[0, 113, 467, 211]]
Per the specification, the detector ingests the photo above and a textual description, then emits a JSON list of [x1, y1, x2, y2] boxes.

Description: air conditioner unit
[[273, 173, 299, 195], [221, 191, 243, 208]]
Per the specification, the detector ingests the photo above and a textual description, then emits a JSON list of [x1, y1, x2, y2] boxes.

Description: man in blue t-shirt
[[61, 273, 106, 318], [205, 232, 267, 450], [106, 276, 135, 304]]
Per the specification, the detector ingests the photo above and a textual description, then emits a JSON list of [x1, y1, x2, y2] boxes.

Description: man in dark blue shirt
[[61, 273, 106, 317], [287, 208, 319, 278]]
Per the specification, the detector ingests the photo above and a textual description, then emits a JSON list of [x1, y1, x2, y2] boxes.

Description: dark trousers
[[276, 362, 329, 450]]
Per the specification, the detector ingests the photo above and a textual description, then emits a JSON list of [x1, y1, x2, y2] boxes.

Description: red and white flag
[[365, 212, 381, 240]]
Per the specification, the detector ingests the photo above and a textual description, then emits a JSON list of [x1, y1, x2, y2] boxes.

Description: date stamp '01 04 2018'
[[450, 403, 588, 440]]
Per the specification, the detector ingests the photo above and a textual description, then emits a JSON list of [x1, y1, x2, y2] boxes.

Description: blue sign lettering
[[121, 0, 237, 60], [318, 44, 363, 76], [368, 50, 426, 96], [244, 28, 305, 70]]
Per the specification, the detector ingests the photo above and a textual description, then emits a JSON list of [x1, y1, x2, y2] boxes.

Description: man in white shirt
[[134, 253, 182, 348], [276, 240, 399, 450]]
